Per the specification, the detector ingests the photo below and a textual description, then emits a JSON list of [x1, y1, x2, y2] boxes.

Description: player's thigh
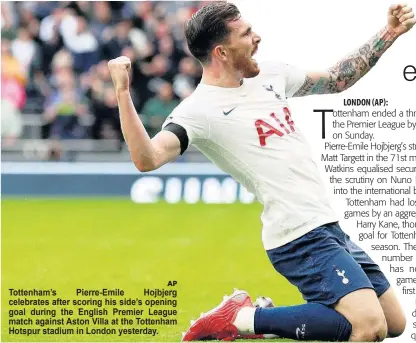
[[334, 288, 387, 342], [267, 223, 375, 305], [346, 237, 391, 298], [378, 287, 406, 337]]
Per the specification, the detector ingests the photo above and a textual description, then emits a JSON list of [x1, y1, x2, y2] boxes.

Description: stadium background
[[1, 1, 301, 342]]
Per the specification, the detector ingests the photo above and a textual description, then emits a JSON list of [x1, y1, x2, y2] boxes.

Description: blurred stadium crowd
[[1, 1, 204, 151]]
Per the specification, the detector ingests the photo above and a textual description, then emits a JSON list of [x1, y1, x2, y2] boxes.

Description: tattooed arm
[[293, 4, 415, 97]]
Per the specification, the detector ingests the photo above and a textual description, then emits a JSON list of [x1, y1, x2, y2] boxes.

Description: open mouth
[[251, 47, 258, 60]]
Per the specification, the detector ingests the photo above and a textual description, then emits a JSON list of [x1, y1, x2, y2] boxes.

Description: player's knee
[[351, 314, 387, 342], [388, 316, 406, 338]]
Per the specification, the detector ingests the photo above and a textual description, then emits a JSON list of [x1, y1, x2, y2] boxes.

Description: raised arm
[[293, 3, 415, 97], [108, 57, 181, 172]]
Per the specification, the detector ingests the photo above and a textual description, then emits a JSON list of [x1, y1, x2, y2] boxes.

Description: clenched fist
[[108, 56, 131, 92], [388, 3, 415, 36]]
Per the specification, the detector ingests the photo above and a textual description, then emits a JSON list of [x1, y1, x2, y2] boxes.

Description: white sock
[[232, 307, 256, 334]]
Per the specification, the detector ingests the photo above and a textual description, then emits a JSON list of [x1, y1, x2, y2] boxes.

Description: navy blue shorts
[[267, 222, 390, 306]]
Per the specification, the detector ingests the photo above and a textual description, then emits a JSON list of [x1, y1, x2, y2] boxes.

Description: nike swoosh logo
[[223, 107, 236, 115]]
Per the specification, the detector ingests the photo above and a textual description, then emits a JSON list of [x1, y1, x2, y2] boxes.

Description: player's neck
[[200, 65, 243, 88]]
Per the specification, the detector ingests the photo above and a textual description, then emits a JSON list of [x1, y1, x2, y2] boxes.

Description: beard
[[231, 49, 260, 78]]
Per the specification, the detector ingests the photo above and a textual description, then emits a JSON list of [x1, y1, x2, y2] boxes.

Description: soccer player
[[108, 2, 415, 342]]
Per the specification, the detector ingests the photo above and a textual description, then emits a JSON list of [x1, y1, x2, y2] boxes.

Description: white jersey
[[162, 60, 338, 250]]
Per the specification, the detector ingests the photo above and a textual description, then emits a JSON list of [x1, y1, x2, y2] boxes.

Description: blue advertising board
[[1, 163, 256, 204]]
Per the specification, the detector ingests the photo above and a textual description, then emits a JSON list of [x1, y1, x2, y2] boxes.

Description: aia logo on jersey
[[255, 107, 295, 146], [263, 85, 282, 100]]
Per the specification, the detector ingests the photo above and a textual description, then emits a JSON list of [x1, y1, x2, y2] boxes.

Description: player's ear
[[213, 45, 228, 62]]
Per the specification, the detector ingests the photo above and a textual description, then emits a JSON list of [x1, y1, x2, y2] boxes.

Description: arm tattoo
[[293, 26, 397, 97], [299, 75, 314, 94], [311, 77, 327, 94]]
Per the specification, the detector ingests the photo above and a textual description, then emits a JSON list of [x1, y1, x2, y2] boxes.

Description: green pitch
[[2, 199, 302, 342]]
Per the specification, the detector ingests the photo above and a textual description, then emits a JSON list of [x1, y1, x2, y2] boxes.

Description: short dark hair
[[185, 2, 241, 64]]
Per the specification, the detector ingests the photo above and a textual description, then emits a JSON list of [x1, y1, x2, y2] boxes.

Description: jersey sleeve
[[283, 63, 307, 98], [161, 104, 208, 154], [259, 60, 307, 98]]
